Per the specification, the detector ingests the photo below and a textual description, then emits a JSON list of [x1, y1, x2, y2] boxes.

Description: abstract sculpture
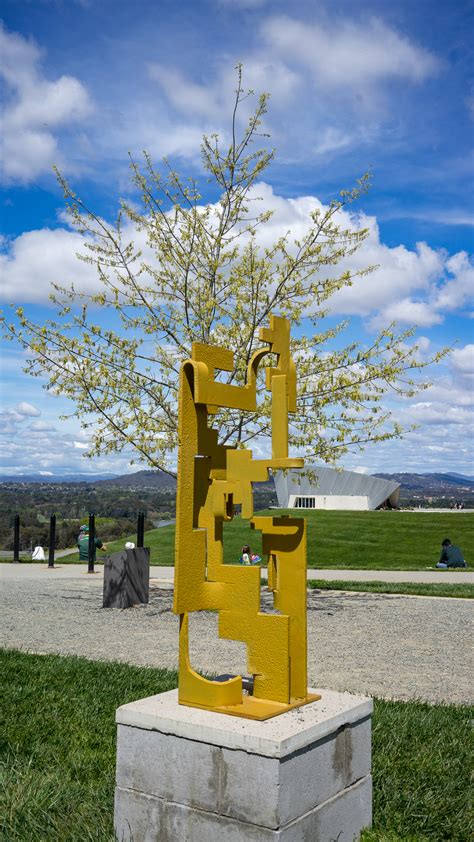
[[173, 315, 320, 720]]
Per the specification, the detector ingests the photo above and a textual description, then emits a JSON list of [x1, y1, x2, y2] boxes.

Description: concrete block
[[103, 547, 149, 608], [219, 746, 280, 826], [116, 687, 372, 757], [281, 776, 372, 842], [279, 726, 346, 824], [115, 777, 372, 841], [116, 724, 220, 811], [115, 787, 276, 841], [114, 688, 373, 841]]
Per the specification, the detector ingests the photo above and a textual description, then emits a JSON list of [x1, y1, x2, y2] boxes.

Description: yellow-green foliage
[[2, 67, 447, 474]]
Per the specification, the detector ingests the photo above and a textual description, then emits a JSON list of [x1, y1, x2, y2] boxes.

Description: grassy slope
[[59, 509, 473, 571], [307, 580, 474, 599], [1, 651, 471, 841]]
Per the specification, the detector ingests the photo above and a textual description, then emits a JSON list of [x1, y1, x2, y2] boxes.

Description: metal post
[[13, 514, 20, 563], [88, 512, 95, 573], [137, 511, 145, 548], [48, 514, 56, 568]]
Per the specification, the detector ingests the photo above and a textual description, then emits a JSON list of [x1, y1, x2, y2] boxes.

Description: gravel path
[[1, 576, 472, 705]]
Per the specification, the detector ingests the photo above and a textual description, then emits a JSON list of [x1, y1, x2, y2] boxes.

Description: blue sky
[[0, 0, 473, 478]]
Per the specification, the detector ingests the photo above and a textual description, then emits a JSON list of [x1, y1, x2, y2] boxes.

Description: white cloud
[[129, 9, 446, 175], [0, 401, 41, 435], [2, 184, 472, 333], [215, 0, 268, 7], [0, 228, 100, 303], [150, 14, 439, 136], [236, 184, 471, 328], [0, 417, 137, 476], [425, 379, 474, 408], [0, 23, 93, 183], [29, 420, 57, 432], [15, 402, 41, 417], [451, 344, 474, 374], [399, 402, 472, 426], [147, 58, 298, 122], [374, 298, 444, 328], [262, 15, 440, 91], [433, 252, 474, 313], [388, 208, 474, 228], [147, 66, 222, 119]]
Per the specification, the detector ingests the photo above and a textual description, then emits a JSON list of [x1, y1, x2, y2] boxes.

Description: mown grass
[[1, 650, 472, 841], [307, 580, 474, 599], [57, 508, 473, 571], [0, 651, 177, 841], [362, 698, 473, 841]]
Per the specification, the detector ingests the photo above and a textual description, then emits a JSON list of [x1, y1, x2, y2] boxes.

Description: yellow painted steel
[[173, 315, 320, 720]]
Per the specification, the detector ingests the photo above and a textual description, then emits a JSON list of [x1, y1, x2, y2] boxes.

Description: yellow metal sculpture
[[173, 315, 320, 720]]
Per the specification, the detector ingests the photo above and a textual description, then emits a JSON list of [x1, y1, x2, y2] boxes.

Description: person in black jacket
[[436, 538, 466, 568]]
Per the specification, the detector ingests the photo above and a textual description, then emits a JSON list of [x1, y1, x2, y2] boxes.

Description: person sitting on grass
[[436, 538, 466, 569], [240, 544, 262, 565], [77, 526, 107, 563]]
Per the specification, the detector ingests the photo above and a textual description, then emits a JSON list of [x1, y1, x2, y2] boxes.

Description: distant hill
[[0, 468, 273, 491], [0, 470, 175, 488], [95, 470, 176, 489], [2, 470, 472, 500], [95, 470, 274, 491], [0, 473, 119, 484], [375, 472, 474, 496], [446, 472, 474, 483]]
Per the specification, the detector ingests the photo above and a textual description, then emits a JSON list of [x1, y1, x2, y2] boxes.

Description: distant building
[[274, 466, 400, 511]]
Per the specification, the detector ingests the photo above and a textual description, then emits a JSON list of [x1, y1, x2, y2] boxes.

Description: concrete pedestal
[[103, 548, 150, 609], [114, 688, 372, 841]]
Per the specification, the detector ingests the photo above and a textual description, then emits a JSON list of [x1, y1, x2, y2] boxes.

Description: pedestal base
[[115, 688, 372, 841]]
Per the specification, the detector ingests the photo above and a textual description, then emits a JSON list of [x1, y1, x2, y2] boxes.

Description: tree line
[[0, 485, 173, 550]]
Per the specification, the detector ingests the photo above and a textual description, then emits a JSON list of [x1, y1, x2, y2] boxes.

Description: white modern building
[[274, 466, 400, 511]]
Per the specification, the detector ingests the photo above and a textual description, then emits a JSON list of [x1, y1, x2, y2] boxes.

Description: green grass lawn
[[1, 650, 471, 841], [57, 509, 473, 571], [308, 580, 474, 599]]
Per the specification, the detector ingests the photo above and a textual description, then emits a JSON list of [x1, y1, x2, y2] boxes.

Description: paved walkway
[[1, 562, 472, 584]]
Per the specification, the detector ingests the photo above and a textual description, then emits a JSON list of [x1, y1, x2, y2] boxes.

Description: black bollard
[[48, 514, 56, 568], [13, 514, 20, 563], [88, 512, 95, 573], [137, 511, 145, 548]]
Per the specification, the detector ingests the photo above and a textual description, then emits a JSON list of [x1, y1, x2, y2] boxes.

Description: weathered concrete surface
[[115, 688, 372, 841], [103, 548, 150, 608], [116, 687, 372, 757]]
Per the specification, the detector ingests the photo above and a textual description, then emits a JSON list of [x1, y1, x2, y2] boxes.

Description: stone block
[[279, 715, 371, 825], [116, 724, 220, 811], [103, 547, 149, 608], [218, 746, 280, 826], [114, 777, 372, 841], [278, 726, 346, 825], [282, 776, 372, 842], [116, 687, 372, 756], [114, 688, 372, 841]]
